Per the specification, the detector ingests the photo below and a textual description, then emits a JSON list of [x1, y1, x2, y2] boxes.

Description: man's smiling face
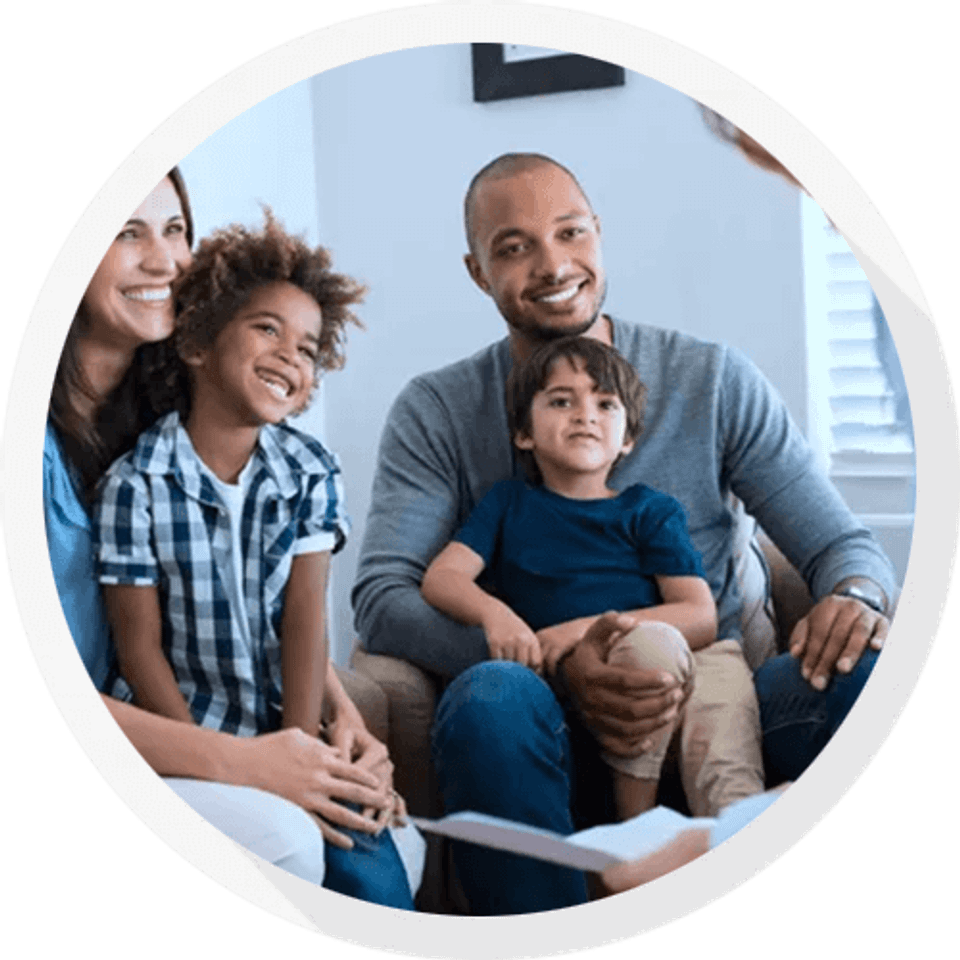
[[464, 163, 606, 346]]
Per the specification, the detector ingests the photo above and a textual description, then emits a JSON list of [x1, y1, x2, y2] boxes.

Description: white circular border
[[4, 2, 956, 957]]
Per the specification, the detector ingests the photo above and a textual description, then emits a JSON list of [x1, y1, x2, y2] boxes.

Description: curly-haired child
[[93, 212, 418, 907]]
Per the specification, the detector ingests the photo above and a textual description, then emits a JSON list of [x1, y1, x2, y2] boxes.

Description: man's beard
[[526, 313, 598, 342], [504, 279, 607, 343]]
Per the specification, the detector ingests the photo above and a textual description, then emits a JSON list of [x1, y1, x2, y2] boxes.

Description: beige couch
[[348, 526, 813, 913]]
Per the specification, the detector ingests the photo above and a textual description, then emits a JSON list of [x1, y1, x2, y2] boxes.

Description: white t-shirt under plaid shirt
[[95, 411, 349, 736]]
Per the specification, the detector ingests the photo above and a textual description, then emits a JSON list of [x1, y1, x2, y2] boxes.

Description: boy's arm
[[537, 577, 718, 674], [422, 541, 542, 671], [647, 575, 718, 649], [280, 551, 330, 736], [103, 584, 195, 724]]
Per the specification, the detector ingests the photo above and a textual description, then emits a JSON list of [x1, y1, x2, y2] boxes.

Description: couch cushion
[[730, 501, 779, 672]]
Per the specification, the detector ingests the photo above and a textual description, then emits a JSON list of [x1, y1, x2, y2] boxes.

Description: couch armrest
[[350, 649, 439, 817], [757, 529, 813, 648], [333, 665, 389, 745], [348, 652, 469, 913]]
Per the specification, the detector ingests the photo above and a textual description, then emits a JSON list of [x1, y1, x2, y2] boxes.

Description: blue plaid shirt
[[95, 412, 349, 736]]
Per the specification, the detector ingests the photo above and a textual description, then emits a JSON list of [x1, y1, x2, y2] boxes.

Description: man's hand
[[600, 828, 711, 894], [562, 611, 685, 758], [482, 605, 543, 672], [538, 621, 588, 675], [790, 593, 888, 691]]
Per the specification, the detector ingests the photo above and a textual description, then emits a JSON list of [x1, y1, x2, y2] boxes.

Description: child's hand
[[537, 623, 589, 675], [482, 606, 543, 671]]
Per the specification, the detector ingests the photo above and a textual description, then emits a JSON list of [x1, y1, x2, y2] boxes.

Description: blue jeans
[[754, 648, 879, 785], [433, 651, 878, 914], [432, 662, 616, 915], [322, 805, 414, 910]]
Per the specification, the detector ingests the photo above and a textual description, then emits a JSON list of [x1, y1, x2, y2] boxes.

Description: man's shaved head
[[464, 153, 593, 255]]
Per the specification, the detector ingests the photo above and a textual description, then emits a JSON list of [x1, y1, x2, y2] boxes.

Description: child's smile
[[190, 281, 322, 427]]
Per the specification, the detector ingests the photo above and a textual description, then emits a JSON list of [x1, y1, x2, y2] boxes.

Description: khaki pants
[[603, 624, 764, 817]]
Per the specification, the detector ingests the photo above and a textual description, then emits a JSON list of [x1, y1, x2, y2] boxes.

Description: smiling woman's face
[[81, 177, 192, 351]]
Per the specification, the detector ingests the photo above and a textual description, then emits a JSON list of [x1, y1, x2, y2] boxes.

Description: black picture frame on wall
[[471, 44, 625, 103]]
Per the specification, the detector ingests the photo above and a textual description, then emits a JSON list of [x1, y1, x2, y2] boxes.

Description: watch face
[[839, 587, 885, 614]]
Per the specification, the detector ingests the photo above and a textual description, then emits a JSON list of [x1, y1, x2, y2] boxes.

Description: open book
[[410, 791, 781, 872]]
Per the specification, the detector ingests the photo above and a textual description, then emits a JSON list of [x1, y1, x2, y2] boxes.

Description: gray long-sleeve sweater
[[352, 318, 896, 680]]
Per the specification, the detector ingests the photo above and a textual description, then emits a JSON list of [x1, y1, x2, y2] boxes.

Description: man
[[352, 153, 895, 914]]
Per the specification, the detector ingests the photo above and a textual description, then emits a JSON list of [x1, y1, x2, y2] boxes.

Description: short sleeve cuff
[[98, 559, 158, 586], [294, 531, 338, 555]]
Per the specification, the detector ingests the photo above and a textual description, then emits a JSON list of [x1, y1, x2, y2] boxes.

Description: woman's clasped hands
[[238, 726, 400, 850]]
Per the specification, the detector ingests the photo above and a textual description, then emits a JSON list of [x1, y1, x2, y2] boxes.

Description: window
[[800, 193, 915, 583]]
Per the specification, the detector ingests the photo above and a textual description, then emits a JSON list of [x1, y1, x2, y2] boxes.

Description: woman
[[43, 170, 421, 905]]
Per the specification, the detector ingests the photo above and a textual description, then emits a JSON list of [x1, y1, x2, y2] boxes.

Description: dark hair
[[49, 167, 195, 502], [464, 152, 593, 256], [506, 337, 646, 484], [155, 209, 364, 419]]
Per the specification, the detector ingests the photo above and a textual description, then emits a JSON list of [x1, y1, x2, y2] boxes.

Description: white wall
[[312, 45, 806, 658]]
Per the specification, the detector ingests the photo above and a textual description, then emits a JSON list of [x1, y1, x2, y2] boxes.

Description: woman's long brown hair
[[48, 167, 194, 502]]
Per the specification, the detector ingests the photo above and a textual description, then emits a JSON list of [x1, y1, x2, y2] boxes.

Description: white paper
[[571, 807, 716, 862], [410, 811, 621, 872], [411, 806, 715, 872], [412, 792, 784, 872]]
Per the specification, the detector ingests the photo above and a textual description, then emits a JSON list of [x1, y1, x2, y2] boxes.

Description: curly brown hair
[[175, 208, 364, 379], [506, 337, 646, 485]]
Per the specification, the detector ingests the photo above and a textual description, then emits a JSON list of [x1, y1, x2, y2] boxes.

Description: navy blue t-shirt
[[454, 479, 705, 631]]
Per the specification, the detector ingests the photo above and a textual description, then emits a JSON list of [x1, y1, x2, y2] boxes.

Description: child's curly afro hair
[[174, 208, 364, 382]]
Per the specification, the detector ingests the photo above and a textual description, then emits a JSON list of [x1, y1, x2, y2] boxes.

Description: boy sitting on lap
[[422, 337, 763, 820]]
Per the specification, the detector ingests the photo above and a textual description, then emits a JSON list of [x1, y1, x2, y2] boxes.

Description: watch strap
[[834, 585, 886, 615]]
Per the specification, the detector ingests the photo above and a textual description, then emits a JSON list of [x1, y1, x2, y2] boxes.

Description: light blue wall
[[178, 80, 319, 244], [177, 80, 328, 443], [312, 45, 806, 657]]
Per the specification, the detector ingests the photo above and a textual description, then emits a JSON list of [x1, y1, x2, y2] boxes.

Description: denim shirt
[[43, 423, 113, 690]]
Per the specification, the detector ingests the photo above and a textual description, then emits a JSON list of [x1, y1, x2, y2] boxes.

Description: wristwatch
[[833, 584, 886, 615]]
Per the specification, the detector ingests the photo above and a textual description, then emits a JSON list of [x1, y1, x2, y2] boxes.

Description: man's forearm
[[751, 475, 898, 609], [357, 584, 488, 680], [721, 348, 898, 608], [352, 380, 505, 680]]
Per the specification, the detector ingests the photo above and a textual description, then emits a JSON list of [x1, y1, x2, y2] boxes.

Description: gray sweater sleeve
[[718, 346, 897, 604], [351, 377, 489, 679]]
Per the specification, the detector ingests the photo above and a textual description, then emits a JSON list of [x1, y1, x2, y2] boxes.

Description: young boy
[[422, 337, 764, 820], [95, 212, 368, 749], [93, 215, 426, 907]]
